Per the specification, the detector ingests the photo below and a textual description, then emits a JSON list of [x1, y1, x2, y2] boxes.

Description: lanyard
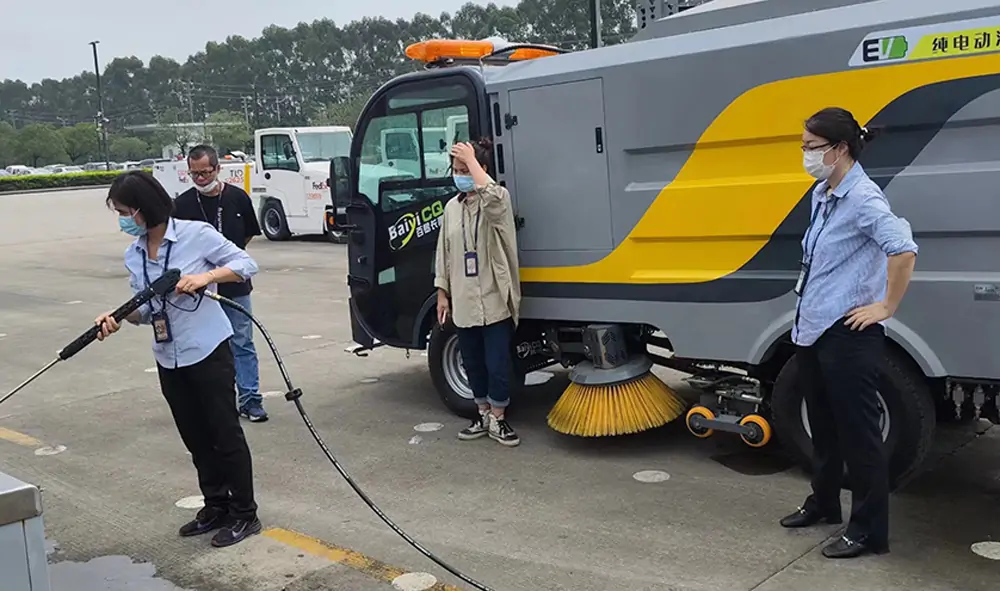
[[198, 195, 222, 232], [802, 197, 839, 264], [141, 224, 174, 313], [461, 201, 481, 254]]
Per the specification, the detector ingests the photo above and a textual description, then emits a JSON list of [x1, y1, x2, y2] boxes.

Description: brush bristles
[[547, 372, 688, 437]]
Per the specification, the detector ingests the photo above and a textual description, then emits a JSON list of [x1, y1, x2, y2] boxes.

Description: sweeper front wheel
[[685, 406, 715, 438], [739, 414, 772, 448]]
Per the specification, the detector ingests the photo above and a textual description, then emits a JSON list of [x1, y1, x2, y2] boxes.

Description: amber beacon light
[[404, 38, 562, 63]]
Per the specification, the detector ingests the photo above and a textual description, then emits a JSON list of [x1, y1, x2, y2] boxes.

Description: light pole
[[589, 0, 603, 49], [89, 40, 110, 170]]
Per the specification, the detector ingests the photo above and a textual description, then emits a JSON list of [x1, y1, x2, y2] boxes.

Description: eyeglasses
[[188, 169, 216, 179], [801, 142, 831, 152]]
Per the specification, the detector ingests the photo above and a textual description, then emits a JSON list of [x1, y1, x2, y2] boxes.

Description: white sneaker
[[488, 414, 520, 447], [458, 410, 490, 440]]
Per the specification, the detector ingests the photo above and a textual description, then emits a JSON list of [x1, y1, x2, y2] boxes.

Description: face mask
[[803, 147, 835, 180], [195, 179, 220, 194], [453, 174, 475, 193], [119, 214, 146, 236]]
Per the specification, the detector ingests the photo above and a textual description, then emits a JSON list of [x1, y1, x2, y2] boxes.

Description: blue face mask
[[453, 174, 476, 193], [119, 214, 146, 236]]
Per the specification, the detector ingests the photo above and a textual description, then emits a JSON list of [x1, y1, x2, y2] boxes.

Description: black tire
[[427, 322, 525, 420], [770, 346, 935, 490], [260, 200, 291, 241]]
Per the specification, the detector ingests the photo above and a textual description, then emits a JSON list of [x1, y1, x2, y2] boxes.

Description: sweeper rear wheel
[[738, 414, 772, 448], [685, 406, 715, 438]]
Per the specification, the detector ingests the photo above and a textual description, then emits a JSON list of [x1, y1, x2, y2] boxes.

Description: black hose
[[203, 291, 495, 591]]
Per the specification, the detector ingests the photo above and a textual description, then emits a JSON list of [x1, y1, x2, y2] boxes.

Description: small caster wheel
[[739, 414, 772, 448], [686, 406, 715, 438]]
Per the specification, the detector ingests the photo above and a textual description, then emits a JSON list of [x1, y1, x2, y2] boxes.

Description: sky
[[2, 0, 519, 84]]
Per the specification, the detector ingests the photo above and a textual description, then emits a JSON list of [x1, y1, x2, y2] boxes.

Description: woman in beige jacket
[[434, 138, 522, 447]]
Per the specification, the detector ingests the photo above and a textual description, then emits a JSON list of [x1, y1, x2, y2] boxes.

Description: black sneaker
[[457, 410, 490, 440], [488, 415, 520, 447], [210, 517, 262, 548], [178, 507, 227, 537]]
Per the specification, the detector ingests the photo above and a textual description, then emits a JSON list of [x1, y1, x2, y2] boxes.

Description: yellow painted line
[[0, 426, 43, 448], [264, 527, 464, 590]]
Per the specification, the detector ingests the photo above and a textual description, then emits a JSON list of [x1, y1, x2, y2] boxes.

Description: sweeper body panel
[[338, 0, 1000, 487]]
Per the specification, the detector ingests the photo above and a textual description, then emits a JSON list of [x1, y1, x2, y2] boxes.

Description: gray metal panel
[[0, 522, 31, 590], [507, 78, 614, 253], [24, 516, 52, 591], [634, 0, 881, 41], [869, 88, 1000, 379], [0, 472, 42, 528], [481, 0, 1000, 268]]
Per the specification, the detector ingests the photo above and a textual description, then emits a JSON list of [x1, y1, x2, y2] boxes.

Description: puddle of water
[[710, 451, 796, 476], [49, 555, 191, 590]]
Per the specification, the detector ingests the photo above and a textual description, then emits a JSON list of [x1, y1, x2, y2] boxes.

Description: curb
[[0, 184, 113, 196]]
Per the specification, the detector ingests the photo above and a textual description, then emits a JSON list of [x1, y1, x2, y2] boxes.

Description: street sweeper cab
[[335, 0, 1000, 488]]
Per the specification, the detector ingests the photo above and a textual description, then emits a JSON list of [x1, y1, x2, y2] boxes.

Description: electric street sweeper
[[334, 0, 1000, 487]]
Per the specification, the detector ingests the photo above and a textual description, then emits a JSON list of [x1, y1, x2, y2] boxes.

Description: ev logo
[[862, 35, 909, 62]]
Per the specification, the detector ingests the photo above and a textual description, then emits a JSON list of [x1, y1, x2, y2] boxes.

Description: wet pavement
[[0, 187, 998, 591]]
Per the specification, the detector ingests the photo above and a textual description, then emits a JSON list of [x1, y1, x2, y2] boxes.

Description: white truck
[[153, 125, 354, 242]]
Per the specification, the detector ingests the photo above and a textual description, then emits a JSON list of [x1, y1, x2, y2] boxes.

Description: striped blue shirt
[[124, 217, 259, 368], [791, 161, 918, 347]]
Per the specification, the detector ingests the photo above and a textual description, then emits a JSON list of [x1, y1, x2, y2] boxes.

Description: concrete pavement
[[0, 187, 998, 591]]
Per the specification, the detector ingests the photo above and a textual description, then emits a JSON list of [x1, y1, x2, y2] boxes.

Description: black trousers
[[157, 340, 258, 521], [798, 319, 889, 549]]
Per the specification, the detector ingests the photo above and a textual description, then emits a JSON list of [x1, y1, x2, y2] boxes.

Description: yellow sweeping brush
[[547, 370, 688, 437]]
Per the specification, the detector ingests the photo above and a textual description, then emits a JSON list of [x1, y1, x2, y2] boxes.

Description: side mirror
[[329, 156, 352, 205]]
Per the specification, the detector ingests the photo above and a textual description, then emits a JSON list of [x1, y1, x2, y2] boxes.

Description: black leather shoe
[[822, 535, 889, 559], [780, 507, 843, 528], [211, 517, 262, 547], [178, 507, 227, 537]]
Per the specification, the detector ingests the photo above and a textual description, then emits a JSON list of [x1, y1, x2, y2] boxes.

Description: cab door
[[346, 71, 485, 350], [259, 132, 307, 217]]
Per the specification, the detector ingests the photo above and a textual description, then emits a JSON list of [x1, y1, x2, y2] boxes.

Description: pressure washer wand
[[0, 269, 182, 408]]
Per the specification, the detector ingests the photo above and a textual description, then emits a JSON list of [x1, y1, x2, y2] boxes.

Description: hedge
[[0, 170, 129, 193]]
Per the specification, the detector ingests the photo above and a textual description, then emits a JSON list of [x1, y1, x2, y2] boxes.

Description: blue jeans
[[455, 318, 513, 409], [223, 294, 261, 408]]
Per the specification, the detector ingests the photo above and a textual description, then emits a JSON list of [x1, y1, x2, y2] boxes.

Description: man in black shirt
[[173, 145, 268, 422]]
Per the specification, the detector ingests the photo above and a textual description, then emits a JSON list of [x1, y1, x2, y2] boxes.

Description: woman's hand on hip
[[845, 301, 892, 330], [94, 312, 120, 341], [175, 272, 212, 295]]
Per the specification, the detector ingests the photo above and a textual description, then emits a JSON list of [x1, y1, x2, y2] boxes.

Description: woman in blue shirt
[[94, 171, 263, 548], [779, 108, 917, 559]]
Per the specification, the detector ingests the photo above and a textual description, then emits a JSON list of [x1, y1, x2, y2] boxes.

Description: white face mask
[[195, 179, 220, 194], [803, 147, 836, 180]]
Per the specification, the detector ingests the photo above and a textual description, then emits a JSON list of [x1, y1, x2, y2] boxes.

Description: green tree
[[205, 110, 252, 154], [60, 123, 101, 163], [109, 136, 150, 160], [0, 122, 17, 167], [15, 124, 69, 167], [309, 96, 369, 130], [0, 0, 646, 132]]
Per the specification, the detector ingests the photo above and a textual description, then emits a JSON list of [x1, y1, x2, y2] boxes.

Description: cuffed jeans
[[222, 294, 261, 408], [455, 318, 513, 408]]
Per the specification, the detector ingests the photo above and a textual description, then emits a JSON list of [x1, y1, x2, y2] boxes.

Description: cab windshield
[[296, 131, 352, 163]]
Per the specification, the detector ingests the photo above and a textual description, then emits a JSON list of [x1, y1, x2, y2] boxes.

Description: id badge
[[151, 310, 173, 344], [464, 251, 479, 277], [794, 261, 809, 297]]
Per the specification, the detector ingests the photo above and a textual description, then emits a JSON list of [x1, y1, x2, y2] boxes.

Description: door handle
[[264, 172, 271, 180]]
